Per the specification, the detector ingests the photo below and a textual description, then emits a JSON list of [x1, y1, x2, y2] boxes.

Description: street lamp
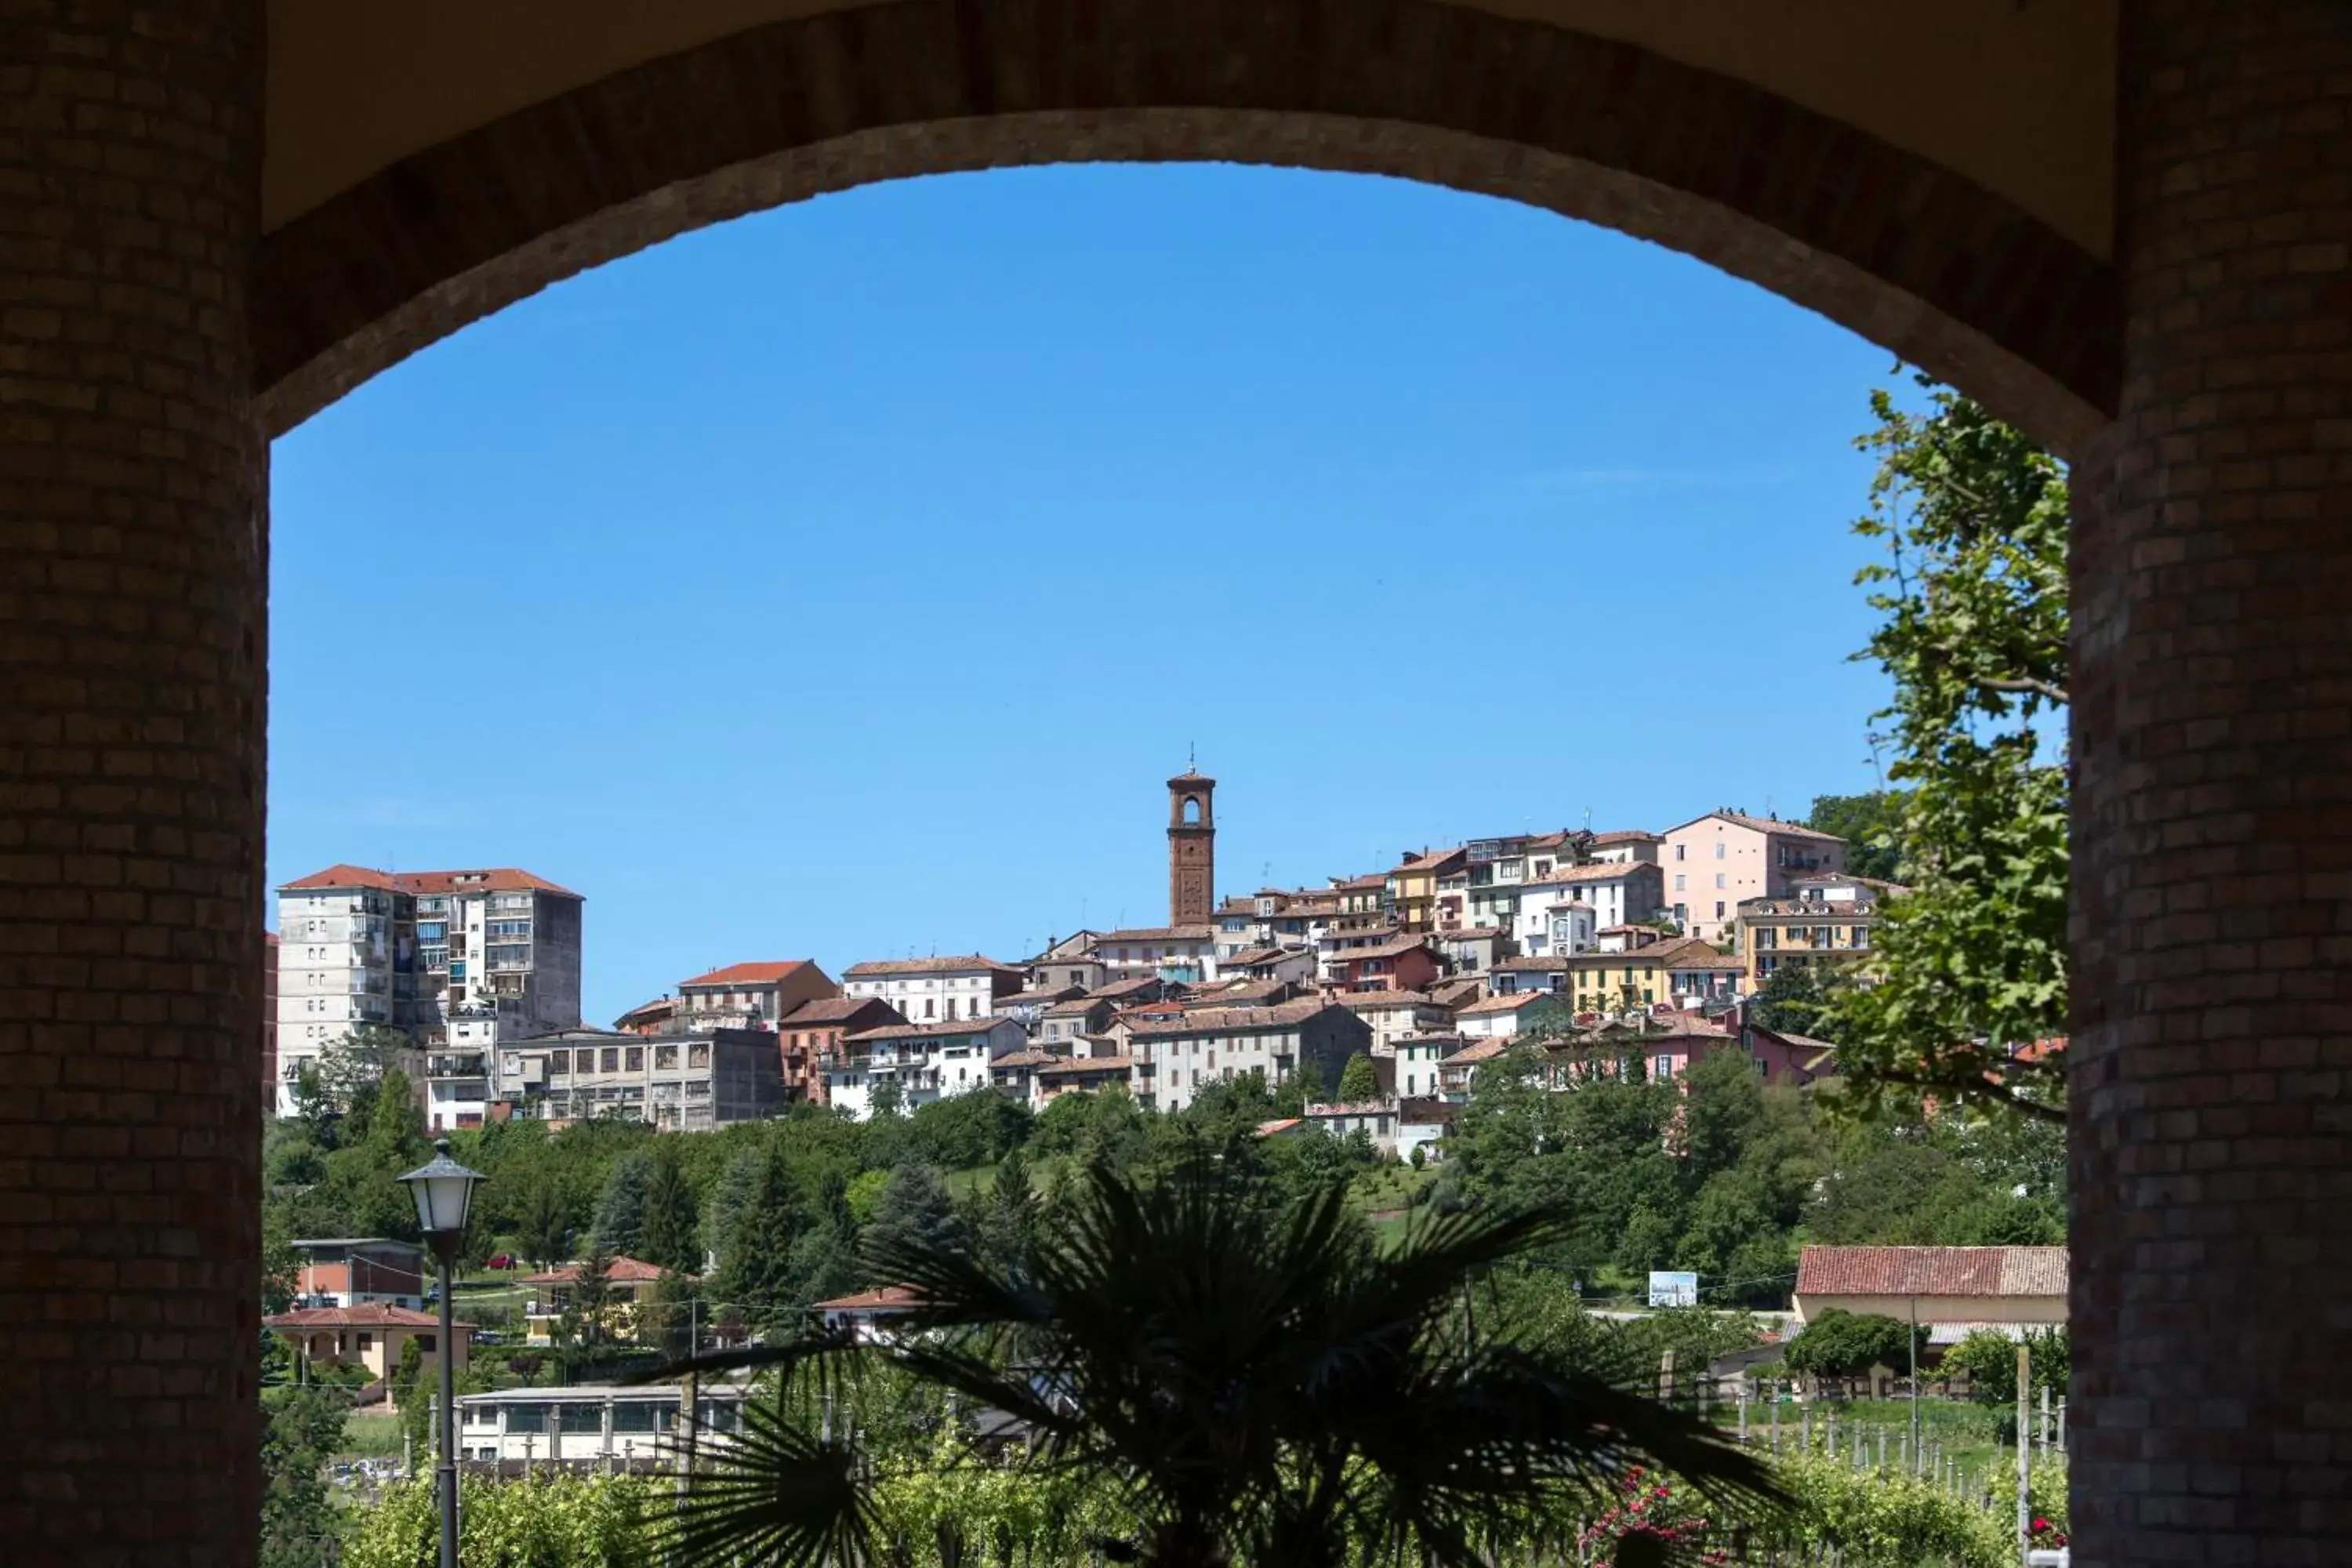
[[399, 1138, 484, 1568]]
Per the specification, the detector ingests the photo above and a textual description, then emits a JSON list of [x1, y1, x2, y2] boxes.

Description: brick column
[[0, 4, 265, 1565], [2071, 2, 2352, 1563]]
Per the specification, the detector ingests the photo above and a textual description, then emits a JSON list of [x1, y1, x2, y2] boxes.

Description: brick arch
[[255, 0, 2118, 452]]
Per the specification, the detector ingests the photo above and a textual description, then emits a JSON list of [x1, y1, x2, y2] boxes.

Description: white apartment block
[[1513, 862, 1663, 950], [1661, 811, 1846, 942], [842, 954, 1022, 1024], [1121, 1000, 1368, 1114], [1087, 926, 1221, 985], [456, 1385, 750, 1469], [823, 1017, 1028, 1120], [274, 864, 584, 1119]]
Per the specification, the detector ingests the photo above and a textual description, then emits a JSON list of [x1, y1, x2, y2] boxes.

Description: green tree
[[1748, 962, 1834, 1038], [258, 1386, 348, 1568], [314, 1024, 416, 1109], [858, 1163, 963, 1280], [638, 1144, 703, 1275], [717, 1145, 802, 1329], [1803, 791, 1907, 882], [1784, 1308, 1922, 1378], [1336, 1051, 1380, 1105], [592, 1148, 652, 1258], [515, 1177, 573, 1271], [979, 1145, 1042, 1270], [1943, 1325, 2069, 1409], [563, 1240, 616, 1346], [390, 1336, 431, 1467], [868, 1077, 905, 1120], [1828, 380, 2069, 1124]]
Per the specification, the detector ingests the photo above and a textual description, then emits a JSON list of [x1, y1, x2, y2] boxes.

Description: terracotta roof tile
[[281, 863, 581, 898], [844, 1018, 1018, 1042], [1127, 999, 1334, 1038], [520, 1256, 675, 1285], [1330, 989, 1442, 1011], [1038, 1055, 1134, 1075], [681, 960, 817, 989], [264, 1303, 449, 1329], [1795, 1245, 2067, 1298], [814, 1286, 922, 1311], [1668, 811, 1845, 843], [844, 955, 1018, 977], [780, 996, 900, 1025]]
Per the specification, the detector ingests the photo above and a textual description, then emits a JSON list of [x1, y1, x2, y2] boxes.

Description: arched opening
[[1181, 797, 1203, 826], [12, 5, 2352, 1566]]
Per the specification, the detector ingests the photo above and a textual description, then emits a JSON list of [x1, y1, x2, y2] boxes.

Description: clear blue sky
[[269, 163, 1903, 1024]]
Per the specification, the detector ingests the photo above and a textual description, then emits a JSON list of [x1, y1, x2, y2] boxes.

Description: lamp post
[[399, 1138, 485, 1568]]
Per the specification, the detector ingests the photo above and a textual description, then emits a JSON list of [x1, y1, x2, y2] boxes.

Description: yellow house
[[521, 1255, 677, 1346], [264, 1303, 470, 1389], [1733, 882, 1885, 989], [1385, 848, 1465, 935], [1566, 935, 1742, 1011]]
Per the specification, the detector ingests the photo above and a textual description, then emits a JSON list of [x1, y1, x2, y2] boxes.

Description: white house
[[1087, 926, 1221, 985], [1454, 990, 1570, 1043], [455, 1384, 750, 1469], [1392, 1033, 1461, 1101], [1513, 862, 1662, 950], [824, 1017, 1026, 1118], [1330, 990, 1454, 1055], [842, 955, 1023, 1024]]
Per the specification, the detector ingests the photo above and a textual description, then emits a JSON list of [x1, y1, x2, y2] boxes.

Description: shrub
[[1784, 1308, 1922, 1378]]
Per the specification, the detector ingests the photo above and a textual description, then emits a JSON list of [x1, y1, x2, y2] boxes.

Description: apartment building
[[1123, 998, 1368, 1113], [1567, 935, 1744, 1012], [1330, 990, 1454, 1055], [1386, 848, 1466, 934], [676, 959, 839, 1030], [1325, 935, 1439, 993], [777, 996, 903, 1103], [824, 1016, 1027, 1119], [273, 863, 583, 1116], [1087, 926, 1220, 985], [843, 954, 1023, 1023], [1514, 861, 1663, 949], [498, 1026, 785, 1129], [1735, 880, 1882, 988], [287, 1238, 427, 1310], [456, 1385, 750, 1470], [1661, 811, 1846, 942]]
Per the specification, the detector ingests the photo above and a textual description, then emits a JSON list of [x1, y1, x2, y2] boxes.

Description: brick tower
[[1167, 770, 1216, 927]]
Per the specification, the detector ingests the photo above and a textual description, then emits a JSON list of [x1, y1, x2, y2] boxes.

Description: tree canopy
[[1804, 792, 1906, 882], [1827, 379, 2070, 1125], [1783, 1309, 1922, 1378]]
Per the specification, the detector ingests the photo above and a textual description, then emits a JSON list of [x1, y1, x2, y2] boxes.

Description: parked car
[[485, 1253, 515, 1270]]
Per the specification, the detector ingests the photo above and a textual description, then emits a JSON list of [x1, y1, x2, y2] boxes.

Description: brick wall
[[0, 2, 266, 1562], [251, 0, 2116, 451], [2070, 2, 2352, 1563]]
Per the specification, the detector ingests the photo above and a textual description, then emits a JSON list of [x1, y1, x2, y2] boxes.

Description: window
[[1715, 873, 1726, 889], [613, 1403, 659, 1433], [1715, 902, 1726, 918], [1673, 874, 1685, 891], [548, 1049, 569, 1072], [417, 1334, 435, 1352], [1674, 844, 1686, 862], [1655, 1054, 1673, 1078], [1715, 842, 1726, 859], [357, 1333, 373, 1351], [559, 1404, 602, 1434], [600, 1048, 619, 1072], [505, 1403, 549, 1433], [626, 1047, 643, 1071]]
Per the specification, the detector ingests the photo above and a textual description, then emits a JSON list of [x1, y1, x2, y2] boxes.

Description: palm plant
[[654, 1151, 1781, 1568]]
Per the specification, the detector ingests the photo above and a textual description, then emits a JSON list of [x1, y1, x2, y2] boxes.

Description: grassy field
[[339, 1410, 405, 1458]]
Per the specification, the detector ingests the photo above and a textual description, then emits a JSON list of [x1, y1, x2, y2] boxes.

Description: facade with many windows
[[497, 1026, 785, 1129], [272, 864, 583, 1118]]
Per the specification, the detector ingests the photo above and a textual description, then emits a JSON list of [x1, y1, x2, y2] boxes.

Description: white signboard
[[1647, 1270, 1699, 1308]]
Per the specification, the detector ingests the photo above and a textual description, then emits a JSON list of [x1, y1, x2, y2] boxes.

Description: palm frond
[[649, 1396, 876, 1568]]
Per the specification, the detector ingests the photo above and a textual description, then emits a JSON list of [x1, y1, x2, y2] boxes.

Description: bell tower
[[1167, 768, 1216, 927]]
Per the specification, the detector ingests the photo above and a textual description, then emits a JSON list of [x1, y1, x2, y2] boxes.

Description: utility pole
[[2016, 1343, 2031, 1567], [1908, 1294, 1922, 1474]]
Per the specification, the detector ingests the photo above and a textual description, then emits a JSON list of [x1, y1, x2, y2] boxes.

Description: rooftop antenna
[[1188, 741, 1196, 771]]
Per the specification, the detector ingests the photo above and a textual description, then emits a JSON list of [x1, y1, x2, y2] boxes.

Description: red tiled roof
[[1795, 1245, 2068, 1298], [1588, 829, 1662, 845], [781, 996, 902, 1026], [281, 863, 581, 898], [680, 960, 816, 989], [264, 1303, 449, 1330], [612, 996, 677, 1025], [844, 1018, 1017, 1042], [1668, 811, 1845, 843], [815, 1286, 923, 1312], [521, 1255, 673, 1286], [1038, 1055, 1134, 1075], [1330, 989, 1440, 1011], [1127, 999, 1334, 1038], [844, 955, 1017, 977]]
